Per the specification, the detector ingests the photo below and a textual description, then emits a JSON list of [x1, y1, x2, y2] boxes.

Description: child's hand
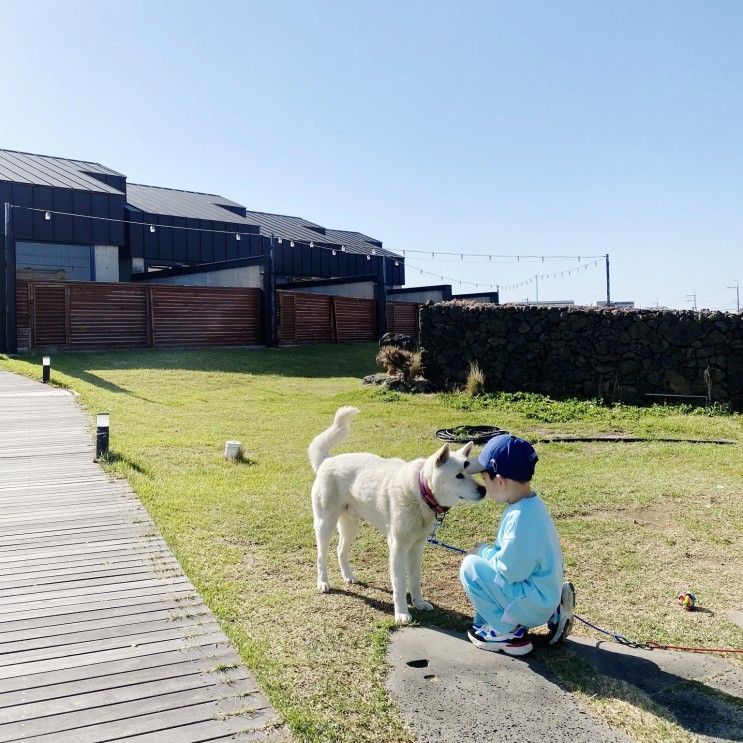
[[468, 543, 482, 556]]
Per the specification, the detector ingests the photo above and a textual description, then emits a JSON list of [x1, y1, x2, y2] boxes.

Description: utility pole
[[605, 253, 611, 306], [727, 280, 740, 313], [685, 291, 697, 311]]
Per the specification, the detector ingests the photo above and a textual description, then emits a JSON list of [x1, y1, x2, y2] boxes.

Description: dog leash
[[426, 519, 743, 655]]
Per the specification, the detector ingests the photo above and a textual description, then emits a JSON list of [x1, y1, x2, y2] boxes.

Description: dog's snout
[[476, 484, 486, 498]]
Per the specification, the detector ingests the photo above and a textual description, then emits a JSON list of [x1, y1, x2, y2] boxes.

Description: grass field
[[2, 343, 741, 742]]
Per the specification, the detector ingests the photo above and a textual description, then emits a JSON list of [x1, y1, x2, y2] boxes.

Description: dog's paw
[[412, 599, 434, 611], [342, 574, 360, 584], [317, 581, 331, 594], [395, 612, 413, 625]]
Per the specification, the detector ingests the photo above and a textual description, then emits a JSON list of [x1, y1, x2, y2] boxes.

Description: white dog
[[308, 406, 485, 624]]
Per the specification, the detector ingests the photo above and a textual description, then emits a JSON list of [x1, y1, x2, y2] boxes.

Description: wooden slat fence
[[16, 280, 263, 350], [387, 300, 421, 340], [278, 291, 377, 344]]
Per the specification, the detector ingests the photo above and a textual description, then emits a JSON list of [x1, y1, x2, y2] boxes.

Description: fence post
[[374, 257, 388, 339], [2, 203, 17, 353], [263, 237, 278, 347]]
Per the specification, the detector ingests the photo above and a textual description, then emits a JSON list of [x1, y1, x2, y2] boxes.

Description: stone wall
[[419, 302, 743, 404]]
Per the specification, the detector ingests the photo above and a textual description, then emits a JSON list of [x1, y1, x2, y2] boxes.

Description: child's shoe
[[467, 623, 533, 656], [547, 581, 576, 645]]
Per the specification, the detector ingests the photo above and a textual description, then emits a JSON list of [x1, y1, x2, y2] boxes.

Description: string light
[[149, 225, 156, 233], [236, 233, 241, 241], [332, 249, 337, 256], [44, 211, 51, 221]]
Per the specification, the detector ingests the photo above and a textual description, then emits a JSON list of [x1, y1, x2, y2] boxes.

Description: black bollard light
[[95, 413, 110, 460], [42, 356, 50, 384]]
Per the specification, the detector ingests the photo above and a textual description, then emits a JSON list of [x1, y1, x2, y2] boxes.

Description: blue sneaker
[[467, 623, 533, 656], [547, 582, 575, 645]]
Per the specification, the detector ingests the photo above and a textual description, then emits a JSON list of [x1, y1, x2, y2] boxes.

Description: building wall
[[389, 288, 449, 303], [290, 281, 375, 299], [16, 241, 92, 281], [94, 245, 119, 282], [144, 263, 262, 288]]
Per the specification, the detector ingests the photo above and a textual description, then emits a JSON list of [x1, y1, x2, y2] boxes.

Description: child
[[460, 434, 575, 655]]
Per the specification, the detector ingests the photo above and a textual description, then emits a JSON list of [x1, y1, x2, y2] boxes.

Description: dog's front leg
[[407, 540, 433, 611], [388, 539, 412, 624]]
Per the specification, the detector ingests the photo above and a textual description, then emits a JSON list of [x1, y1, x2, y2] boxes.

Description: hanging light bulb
[[371, 249, 376, 255], [341, 245, 346, 251], [290, 241, 295, 247], [236, 233, 241, 241], [44, 211, 51, 221], [149, 225, 156, 233], [367, 255, 371, 260], [278, 237, 283, 244], [332, 249, 337, 256], [394, 260, 399, 266], [310, 241, 314, 248]]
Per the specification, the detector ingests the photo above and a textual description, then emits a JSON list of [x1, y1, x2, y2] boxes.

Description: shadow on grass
[[14, 343, 379, 397], [546, 639, 743, 742]]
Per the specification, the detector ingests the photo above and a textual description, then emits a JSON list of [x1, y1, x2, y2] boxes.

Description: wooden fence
[[277, 291, 421, 345], [277, 291, 377, 344], [16, 280, 263, 350], [387, 301, 421, 339]]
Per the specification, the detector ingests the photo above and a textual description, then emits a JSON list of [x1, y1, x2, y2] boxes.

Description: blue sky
[[1, 1, 741, 309]]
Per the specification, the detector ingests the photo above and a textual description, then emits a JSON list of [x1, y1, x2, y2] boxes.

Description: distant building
[[596, 300, 635, 308]]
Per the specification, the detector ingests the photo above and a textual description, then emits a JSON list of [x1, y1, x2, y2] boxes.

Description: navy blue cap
[[469, 434, 538, 481]]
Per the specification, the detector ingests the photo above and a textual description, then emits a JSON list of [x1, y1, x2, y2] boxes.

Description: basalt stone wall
[[419, 302, 743, 405]]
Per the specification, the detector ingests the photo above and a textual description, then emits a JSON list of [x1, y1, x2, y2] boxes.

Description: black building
[[0, 148, 404, 351]]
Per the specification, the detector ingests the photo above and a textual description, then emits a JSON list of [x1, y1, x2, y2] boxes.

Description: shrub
[[464, 362, 486, 395], [376, 346, 414, 380], [410, 351, 423, 379]]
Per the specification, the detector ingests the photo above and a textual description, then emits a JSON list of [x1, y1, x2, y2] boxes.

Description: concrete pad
[[386, 627, 630, 743], [729, 611, 743, 631], [567, 637, 743, 743]]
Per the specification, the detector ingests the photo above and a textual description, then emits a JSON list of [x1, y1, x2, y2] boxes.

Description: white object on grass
[[224, 440, 242, 460]]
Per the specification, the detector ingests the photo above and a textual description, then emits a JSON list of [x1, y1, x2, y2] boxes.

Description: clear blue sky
[[1, 1, 741, 310]]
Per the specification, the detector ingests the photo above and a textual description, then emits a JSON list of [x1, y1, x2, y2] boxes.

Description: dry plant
[[464, 361, 486, 395], [376, 346, 414, 380]]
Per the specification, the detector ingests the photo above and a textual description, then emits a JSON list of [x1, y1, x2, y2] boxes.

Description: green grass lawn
[[2, 343, 741, 743]]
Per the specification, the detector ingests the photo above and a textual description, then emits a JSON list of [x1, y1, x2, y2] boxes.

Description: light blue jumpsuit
[[460, 494, 563, 634]]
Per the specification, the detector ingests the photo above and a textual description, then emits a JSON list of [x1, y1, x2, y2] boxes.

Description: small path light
[[95, 413, 110, 460], [224, 440, 242, 461], [42, 356, 50, 384]]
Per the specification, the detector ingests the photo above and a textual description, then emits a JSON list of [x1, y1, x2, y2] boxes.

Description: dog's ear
[[435, 443, 450, 467], [457, 441, 474, 457]]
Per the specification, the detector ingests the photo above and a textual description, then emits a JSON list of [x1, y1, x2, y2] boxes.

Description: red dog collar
[[419, 469, 450, 516]]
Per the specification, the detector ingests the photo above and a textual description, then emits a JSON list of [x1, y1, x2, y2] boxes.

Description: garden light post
[[42, 356, 50, 383], [95, 413, 110, 460]]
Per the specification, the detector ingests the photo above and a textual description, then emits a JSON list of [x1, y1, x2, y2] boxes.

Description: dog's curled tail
[[308, 406, 360, 473]]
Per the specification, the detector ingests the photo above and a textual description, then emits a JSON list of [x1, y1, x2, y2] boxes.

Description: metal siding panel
[[199, 221, 214, 263], [91, 192, 109, 244], [108, 194, 126, 245], [11, 184, 33, 239], [51, 189, 74, 243], [143, 213, 158, 260], [212, 221, 225, 262], [225, 223, 238, 260], [186, 219, 200, 261], [32, 186, 54, 242], [0, 181, 11, 207], [159, 215, 174, 261], [15, 280, 31, 350], [71, 191, 92, 244], [172, 216, 187, 261]]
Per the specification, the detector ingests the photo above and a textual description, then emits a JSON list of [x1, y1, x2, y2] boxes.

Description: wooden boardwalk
[[0, 371, 286, 742]]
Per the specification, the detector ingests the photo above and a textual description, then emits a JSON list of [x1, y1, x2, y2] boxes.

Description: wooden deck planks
[[0, 371, 285, 741]]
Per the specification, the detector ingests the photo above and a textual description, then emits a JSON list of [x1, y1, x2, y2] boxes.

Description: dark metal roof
[[243, 210, 399, 259], [0, 149, 125, 194], [126, 183, 253, 223]]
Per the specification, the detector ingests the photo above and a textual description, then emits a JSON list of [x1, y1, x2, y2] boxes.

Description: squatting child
[[460, 434, 575, 655]]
